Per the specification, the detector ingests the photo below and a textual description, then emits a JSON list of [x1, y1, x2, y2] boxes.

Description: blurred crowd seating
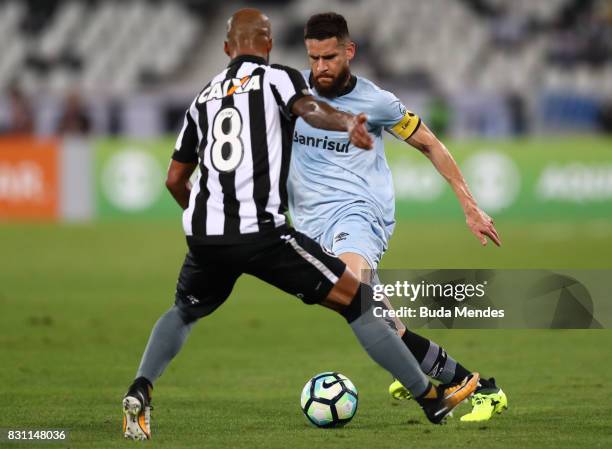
[[0, 1, 199, 93], [0, 0, 611, 136]]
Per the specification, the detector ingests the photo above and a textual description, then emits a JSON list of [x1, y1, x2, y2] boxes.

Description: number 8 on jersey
[[211, 107, 244, 173]]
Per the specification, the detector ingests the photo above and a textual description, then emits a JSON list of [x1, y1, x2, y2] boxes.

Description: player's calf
[[327, 278, 481, 424], [327, 278, 439, 421]]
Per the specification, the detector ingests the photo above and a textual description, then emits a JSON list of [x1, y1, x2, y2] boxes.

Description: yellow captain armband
[[388, 111, 422, 140]]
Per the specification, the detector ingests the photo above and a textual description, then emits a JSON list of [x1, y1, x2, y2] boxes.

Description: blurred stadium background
[[1, 2, 612, 447], [1, 0, 611, 224], [2, 0, 612, 134]]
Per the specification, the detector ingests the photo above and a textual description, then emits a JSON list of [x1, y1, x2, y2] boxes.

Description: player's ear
[[263, 38, 273, 64], [345, 41, 356, 61], [223, 41, 230, 57]]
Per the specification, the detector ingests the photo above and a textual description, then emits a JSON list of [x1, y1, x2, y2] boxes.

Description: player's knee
[[338, 252, 373, 283], [172, 304, 199, 324], [174, 290, 212, 323]]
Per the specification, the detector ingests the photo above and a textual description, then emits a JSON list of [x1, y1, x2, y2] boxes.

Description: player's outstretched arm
[[166, 160, 197, 210], [406, 123, 501, 247], [292, 96, 373, 150]]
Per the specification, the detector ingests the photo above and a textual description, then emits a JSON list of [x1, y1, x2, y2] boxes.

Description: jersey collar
[[308, 72, 358, 97], [227, 55, 267, 67]]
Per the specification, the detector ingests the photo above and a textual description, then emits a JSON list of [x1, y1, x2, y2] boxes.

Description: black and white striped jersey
[[172, 55, 311, 244]]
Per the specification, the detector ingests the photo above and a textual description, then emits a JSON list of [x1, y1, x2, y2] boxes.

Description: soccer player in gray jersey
[[121, 8, 480, 440], [288, 13, 507, 422]]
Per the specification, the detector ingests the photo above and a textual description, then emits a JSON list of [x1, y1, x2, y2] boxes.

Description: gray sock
[[371, 270, 406, 336], [135, 306, 195, 383], [349, 306, 430, 397]]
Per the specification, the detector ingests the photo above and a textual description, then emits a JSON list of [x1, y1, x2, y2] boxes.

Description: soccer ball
[[300, 372, 358, 428]]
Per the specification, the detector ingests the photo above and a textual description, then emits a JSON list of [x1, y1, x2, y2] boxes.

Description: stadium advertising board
[[93, 136, 612, 221], [387, 137, 612, 220], [94, 138, 178, 219], [0, 137, 59, 221]]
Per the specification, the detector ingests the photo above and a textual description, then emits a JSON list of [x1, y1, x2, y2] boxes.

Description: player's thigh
[[321, 212, 387, 274], [244, 230, 347, 305], [174, 247, 239, 320], [338, 253, 372, 283], [328, 218, 405, 334]]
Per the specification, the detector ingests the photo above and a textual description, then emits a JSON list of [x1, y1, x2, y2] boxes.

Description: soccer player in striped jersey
[[121, 8, 480, 440], [288, 13, 507, 422]]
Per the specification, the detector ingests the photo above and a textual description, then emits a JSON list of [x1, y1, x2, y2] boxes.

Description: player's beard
[[313, 66, 351, 98]]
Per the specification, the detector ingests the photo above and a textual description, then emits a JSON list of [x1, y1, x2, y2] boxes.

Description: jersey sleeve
[[269, 65, 312, 117], [172, 101, 199, 163], [371, 90, 422, 140]]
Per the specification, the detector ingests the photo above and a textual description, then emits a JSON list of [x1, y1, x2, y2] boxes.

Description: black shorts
[[174, 227, 347, 320]]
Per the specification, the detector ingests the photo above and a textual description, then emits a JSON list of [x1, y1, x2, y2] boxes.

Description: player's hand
[[348, 113, 374, 150], [466, 208, 501, 247]]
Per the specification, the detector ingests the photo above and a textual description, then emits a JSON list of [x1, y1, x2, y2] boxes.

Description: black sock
[[129, 376, 153, 401], [477, 377, 495, 389], [400, 328, 430, 359], [401, 329, 471, 384]]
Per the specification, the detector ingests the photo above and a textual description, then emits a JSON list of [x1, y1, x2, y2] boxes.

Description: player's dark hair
[[304, 12, 350, 41]]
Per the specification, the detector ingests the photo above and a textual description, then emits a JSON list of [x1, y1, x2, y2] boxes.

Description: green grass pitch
[[1, 221, 611, 448]]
